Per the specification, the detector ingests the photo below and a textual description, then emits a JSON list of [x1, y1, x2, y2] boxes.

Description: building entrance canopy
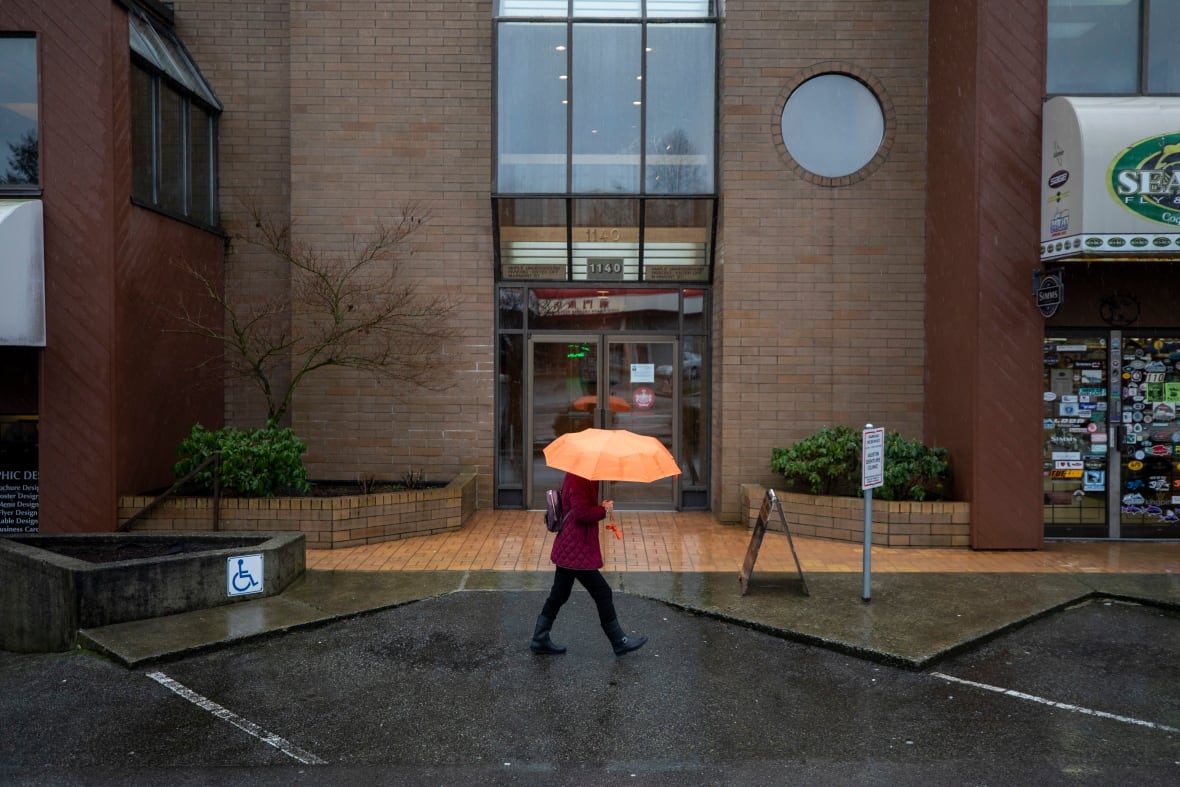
[[1042, 97, 1180, 263], [0, 200, 45, 346]]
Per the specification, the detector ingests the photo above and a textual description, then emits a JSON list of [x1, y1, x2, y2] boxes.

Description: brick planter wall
[[741, 484, 971, 548], [117, 473, 477, 550]]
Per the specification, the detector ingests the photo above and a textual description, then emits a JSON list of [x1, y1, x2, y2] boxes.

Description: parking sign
[[227, 554, 264, 597], [862, 427, 885, 490]]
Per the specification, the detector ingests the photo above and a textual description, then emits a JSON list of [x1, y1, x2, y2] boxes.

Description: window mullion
[[1140, 0, 1150, 93], [565, 19, 573, 195], [152, 76, 161, 205], [639, 22, 647, 196]]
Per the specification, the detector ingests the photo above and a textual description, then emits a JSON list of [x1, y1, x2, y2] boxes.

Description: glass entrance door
[[527, 336, 678, 510], [1116, 335, 1180, 538], [602, 339, 677, 509]]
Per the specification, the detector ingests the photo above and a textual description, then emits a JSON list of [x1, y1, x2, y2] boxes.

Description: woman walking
[[530, 471, 647, 656]]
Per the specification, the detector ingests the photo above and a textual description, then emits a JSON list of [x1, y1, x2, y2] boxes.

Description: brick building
[[3, 1, 1178, 548]]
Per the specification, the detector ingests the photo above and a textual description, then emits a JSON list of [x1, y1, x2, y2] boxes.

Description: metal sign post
[[861, 424, 885, 602]]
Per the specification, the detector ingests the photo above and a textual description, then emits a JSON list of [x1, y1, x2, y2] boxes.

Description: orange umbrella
[[543, 428, 681, 482], [572, 394, 632, 413]]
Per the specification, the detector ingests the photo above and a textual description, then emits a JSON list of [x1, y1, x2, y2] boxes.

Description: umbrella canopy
[[572, 394, 632, 413], [543, 428, 681, 482]]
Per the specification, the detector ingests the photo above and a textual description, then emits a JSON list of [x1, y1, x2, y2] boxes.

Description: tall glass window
[[646, 24, 714, 194], [571, 24, 641, 193], [158, 86, 186, 216], [494, 2, 717, 283], [130, 66, 156, 201], [189, 109, 213, 226], [0, 36, 39, 189], [1047, 0, 1180, 95], [497, 23, 567, 193]]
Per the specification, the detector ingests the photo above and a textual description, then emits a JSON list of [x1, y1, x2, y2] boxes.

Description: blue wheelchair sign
[[226, 554, 264, 597]]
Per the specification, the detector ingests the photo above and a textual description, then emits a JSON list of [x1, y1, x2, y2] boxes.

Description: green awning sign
[[1110, 131, 1180, 226]]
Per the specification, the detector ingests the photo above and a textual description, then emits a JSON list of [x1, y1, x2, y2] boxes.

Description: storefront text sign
[[0, 469, 38, 532], [1036, 271, 1063, 318]]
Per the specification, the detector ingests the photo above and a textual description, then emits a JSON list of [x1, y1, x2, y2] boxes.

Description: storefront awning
[[0, 200, 46, 346], [1041, 96, 1180, 262]]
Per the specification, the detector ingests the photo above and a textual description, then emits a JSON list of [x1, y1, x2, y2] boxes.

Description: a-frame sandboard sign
[[739, 489, 809, 596]]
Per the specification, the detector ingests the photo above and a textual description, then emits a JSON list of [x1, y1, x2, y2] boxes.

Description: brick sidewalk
[[306, 509, 1180, 575]]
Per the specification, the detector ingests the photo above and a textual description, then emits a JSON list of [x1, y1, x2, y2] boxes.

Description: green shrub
[[174, 422, 311, 497], [880, 431, 952, 501], [770, 426, 861, 497], [771, 426, 951, 501]]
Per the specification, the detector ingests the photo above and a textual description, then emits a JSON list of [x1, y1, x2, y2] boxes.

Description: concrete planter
[[741, 483, 971, 548], [0, 531, 304, 653], [117, 473, 478, 550]]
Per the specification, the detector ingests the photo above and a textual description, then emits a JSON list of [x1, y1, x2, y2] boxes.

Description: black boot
[[602, 618, 647, 656], [530, 615, 566, 655]]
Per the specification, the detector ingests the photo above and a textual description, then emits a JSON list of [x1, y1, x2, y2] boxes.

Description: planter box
[[117, 473, 478, 550], [741, 484, 971, 548], [0, 532, 304, 653]]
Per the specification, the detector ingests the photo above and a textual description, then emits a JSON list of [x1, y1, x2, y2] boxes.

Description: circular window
[[781, 74, 885, 179]]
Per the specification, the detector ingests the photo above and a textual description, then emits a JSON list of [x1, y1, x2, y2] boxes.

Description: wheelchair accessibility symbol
[[226, 554, 264, 597]]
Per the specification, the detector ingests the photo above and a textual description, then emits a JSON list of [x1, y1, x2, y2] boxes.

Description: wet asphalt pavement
[[2, 588, 1178, 785]]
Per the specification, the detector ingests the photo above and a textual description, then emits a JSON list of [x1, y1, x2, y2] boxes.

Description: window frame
[[0, 33, 41, 196], [1047, 0, 1180, 97], [494, 16, 717, 197], [128, 11, 221, 229], [492, 4, 718, 283]]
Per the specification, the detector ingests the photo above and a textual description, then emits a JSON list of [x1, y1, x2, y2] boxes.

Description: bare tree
[[171, 203, 458, 425]]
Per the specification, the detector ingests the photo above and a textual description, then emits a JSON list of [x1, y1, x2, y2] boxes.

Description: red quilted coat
[[550, 473, 606, 570]]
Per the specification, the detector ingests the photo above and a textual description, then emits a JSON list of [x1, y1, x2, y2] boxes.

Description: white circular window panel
[[781, 74, 885, 179]]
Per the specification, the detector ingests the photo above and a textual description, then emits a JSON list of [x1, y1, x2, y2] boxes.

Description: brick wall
[[716, 2, 930, 522], [1, 1, 226, 530], [178, 1, 496, 502], [926, 0, 1044, 548], [175, 0, 293, 431], [178, 1, 933, 522], [742, 485, 971, 548], [120, 473, 478, 550]]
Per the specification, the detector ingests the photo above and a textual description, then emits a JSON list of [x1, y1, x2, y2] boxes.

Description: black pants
[[541, 566, 616, 625]]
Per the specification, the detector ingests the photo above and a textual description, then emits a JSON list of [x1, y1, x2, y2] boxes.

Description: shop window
[[128, 11, 220, 226], [0, 35, 38, 190], [1048, 0, 1180, 95]]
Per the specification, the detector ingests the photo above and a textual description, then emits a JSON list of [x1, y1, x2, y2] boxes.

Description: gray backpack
[[544, 488, 571, 533]]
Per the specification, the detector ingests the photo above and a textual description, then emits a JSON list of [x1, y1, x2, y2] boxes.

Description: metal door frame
[[525, 334, 680, 510], [1108, 330, 1122, 539]]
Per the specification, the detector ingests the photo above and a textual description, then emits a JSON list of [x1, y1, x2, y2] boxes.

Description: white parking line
[[147, 671, 327, 765], [932, 672, 1180, 734]]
